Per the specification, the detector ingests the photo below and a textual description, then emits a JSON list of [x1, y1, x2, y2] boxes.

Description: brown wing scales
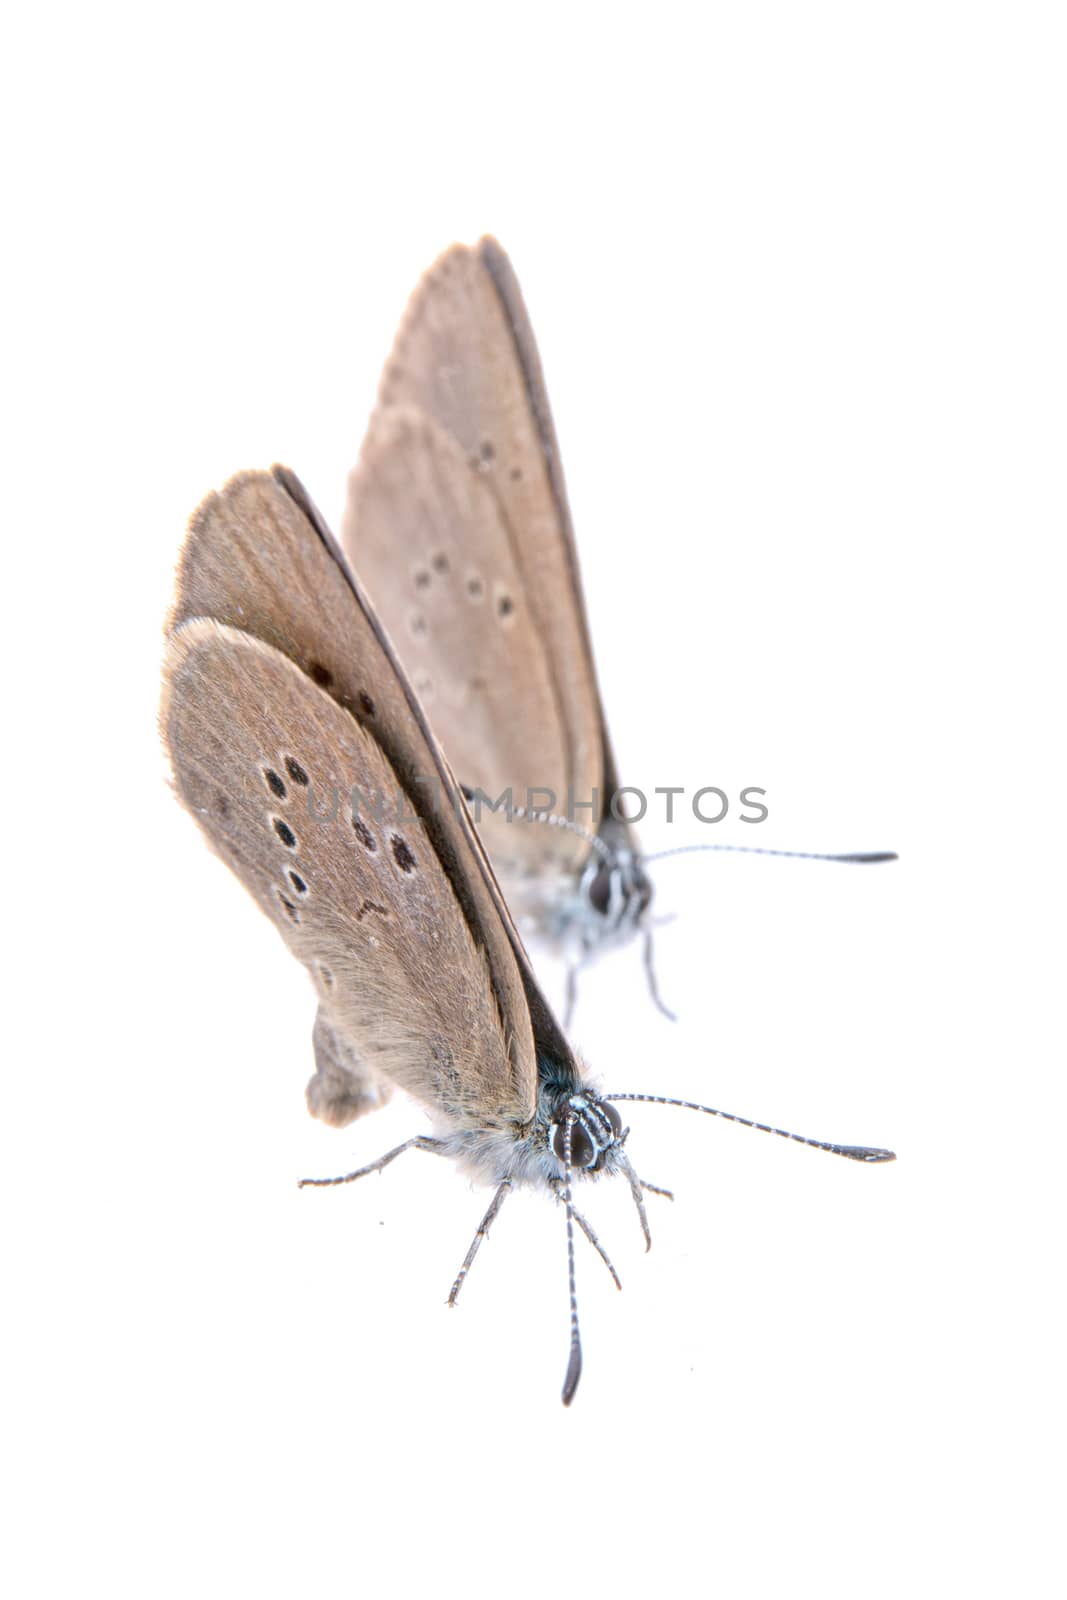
[[163, 619, 534, 1129]]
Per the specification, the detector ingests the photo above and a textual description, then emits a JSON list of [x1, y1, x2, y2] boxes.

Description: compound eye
[[602, 1101, 623, 1139], [587, 862, 613, 916], [552, 1118, 595, 1168]]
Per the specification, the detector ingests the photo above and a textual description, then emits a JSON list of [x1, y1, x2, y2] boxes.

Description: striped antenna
[[640, 843, 898, 866], [605, 1094, 896, 1164]]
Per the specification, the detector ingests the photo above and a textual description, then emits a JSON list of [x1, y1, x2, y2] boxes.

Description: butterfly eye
[[552, 1119, 595, 1168], [602, 1102, 623, 1139], [587, 863, 614, 916]]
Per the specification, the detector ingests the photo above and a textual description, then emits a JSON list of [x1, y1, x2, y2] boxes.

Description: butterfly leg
[[563, 962, 579, 1029], [447, 1179, 512, 1305], [642, 924, 677, 1022], [549, 1179, 622, 1290], [615, 1149, 654, 1252], [563, 950, 593, 1030], [298, 1134, 447, 1188]]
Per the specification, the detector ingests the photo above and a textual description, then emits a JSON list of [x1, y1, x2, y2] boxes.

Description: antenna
[[605, 1093, 896, 1163], [459, 787, 612, 862], [641, 843, 898, 866]]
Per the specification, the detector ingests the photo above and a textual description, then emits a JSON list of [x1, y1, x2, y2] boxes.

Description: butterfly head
[[546, 1088, 626, 1176], [580, 847, 653, 935]]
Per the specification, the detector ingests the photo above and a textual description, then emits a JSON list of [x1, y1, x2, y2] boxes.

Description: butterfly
[[161, 466, 895, 1404], [342, 237, 894, 1025]]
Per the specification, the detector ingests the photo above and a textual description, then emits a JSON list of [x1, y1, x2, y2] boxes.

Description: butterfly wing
[[163, 618, 531, 1129], [347, 405, 579, 894], [345, 239, 627, 889], [308, 1006, 391, 1129], [164, 469, 574, 1126]]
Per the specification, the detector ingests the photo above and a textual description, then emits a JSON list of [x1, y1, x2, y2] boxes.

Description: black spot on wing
[[355, 900, 389, 923], [390, 835, 416, 873]]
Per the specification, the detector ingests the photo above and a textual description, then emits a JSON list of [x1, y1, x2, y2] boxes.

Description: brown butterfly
[[342, 238, 895, 1025], [162, 466, 895, 1404]]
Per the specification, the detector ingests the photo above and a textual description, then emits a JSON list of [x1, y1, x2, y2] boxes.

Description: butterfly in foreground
[[343, 237, 896, 1023], [161, 467, 895, 1404]]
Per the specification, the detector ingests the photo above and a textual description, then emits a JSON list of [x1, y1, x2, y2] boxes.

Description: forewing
[[346, 405, 582, 879], [476, 236, 628, 806], [370, 240, 605, 832], [168, 466, 573, 1087], [163, 620, 532, 1130]]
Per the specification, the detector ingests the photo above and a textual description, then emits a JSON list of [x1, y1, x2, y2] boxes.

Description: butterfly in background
[[343, 238, 894, 1024]]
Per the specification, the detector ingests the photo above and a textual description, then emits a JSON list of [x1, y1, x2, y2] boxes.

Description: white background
[[4, 4, 1063, 1596]]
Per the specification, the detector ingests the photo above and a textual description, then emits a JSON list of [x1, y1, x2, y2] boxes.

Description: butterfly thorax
[[438, 1068, 627, 1190]]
